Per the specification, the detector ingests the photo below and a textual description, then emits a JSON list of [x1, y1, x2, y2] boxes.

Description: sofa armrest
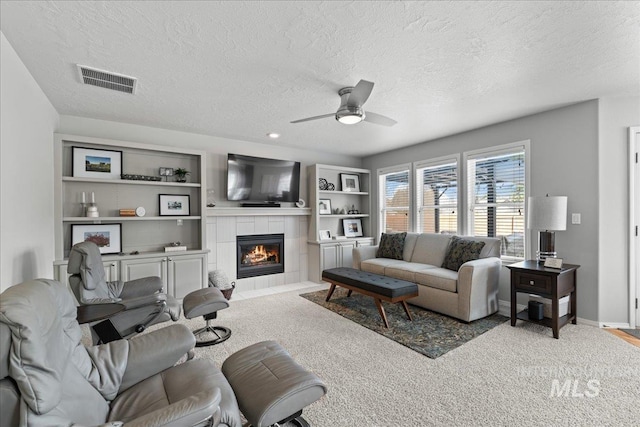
[[456, 257, 502, 321], [120, 324, 195, 392], [352, 245, 378, 270]]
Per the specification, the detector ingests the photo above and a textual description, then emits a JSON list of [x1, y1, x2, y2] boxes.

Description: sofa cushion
[[441, 236, 486, 271], [376, 232, 407, 259], [403, 233, 420, 261], [415, 268, 459, 293], [385, 263, 436, 282], [361, 258, 407, 276], [410, 233, 452, 266]]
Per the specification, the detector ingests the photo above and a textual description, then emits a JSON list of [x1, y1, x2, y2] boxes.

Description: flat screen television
[[227, 154, 301, 204]]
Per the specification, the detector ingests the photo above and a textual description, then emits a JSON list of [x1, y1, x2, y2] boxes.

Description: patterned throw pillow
[[376, 232, 407, 260], [441, 236, 486, 271]]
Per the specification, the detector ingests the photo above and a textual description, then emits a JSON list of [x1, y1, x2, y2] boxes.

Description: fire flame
[[242, 245, 279, 265]]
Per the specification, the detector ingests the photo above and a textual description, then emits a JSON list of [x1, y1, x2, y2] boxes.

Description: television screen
[[227, 154, 301, 203]]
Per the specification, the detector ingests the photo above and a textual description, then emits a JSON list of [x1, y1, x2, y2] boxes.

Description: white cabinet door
[[168, 253, 206, 299], [320, 244, 339, 271], [339, 241, 357, 269], [120, 256, 169, 294]]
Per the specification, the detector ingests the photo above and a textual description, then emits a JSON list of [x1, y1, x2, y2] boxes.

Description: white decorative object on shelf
[[135, 206, 146, 217], [295, 198, 306, 208], [164, 245, 187, 252]]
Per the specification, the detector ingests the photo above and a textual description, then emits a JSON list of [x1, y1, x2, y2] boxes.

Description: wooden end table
[[507, 260, 580, 339]]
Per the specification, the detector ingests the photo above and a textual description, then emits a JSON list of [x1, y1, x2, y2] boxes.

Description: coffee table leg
[[347, 290, 353, 297], [400, 300, 413, 321], [325, 283, 336, 302], [374, 299, 389, 328]]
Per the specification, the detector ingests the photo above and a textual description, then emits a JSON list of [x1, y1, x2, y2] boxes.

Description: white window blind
[[415, 158, 458, 234], [467, 146, 526, 258], [379, 167, 410, 233]]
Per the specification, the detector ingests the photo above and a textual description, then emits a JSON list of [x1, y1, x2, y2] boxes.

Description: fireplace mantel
[[207, 207, 311, 217]]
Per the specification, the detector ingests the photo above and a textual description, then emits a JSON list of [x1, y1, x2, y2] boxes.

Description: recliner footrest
[[183, 287, 229, 319], [222, 341, 327, 427]]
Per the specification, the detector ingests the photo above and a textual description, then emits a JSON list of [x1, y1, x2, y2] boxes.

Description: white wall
[[0, 32, 59, 291], [57, 116, 362, 207], [362, 101, 600, 321], [598, 96, 640, 325]]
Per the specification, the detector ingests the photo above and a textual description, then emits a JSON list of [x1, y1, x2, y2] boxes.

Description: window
[[465, 143, 527, 259], [379, 165, 410, 233], [415, 156, 459, 234]]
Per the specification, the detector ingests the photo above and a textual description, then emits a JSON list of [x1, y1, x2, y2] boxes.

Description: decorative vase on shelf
[[174, 168, 190, 183], [207, 189, 216, 207]]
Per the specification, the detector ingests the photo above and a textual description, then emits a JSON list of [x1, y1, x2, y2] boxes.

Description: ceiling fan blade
[[347, 80, 374, 107], [364, 111, 397, 127], [290, 113, 335, 124]]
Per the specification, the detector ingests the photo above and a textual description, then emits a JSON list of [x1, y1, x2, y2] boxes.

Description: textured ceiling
[[1, 1, 639, 157]]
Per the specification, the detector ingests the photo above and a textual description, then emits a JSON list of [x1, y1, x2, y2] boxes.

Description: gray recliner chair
[[0, 279, 327, 427], [0, 278, 242, 427], [68, 241, 181, 343]]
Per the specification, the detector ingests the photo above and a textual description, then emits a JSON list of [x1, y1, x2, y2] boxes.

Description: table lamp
[[527, 195, 567, 263]]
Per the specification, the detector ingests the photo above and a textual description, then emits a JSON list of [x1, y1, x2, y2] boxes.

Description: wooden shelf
[[62, 176, 201, 188], [516, 309, 574, 329], [63, 216, 201, 222], [319, 190, 369, 196], [319, 214, 370, 218]]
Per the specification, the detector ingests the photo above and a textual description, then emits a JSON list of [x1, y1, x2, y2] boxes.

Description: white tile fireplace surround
[[206, 208, 310, 293]]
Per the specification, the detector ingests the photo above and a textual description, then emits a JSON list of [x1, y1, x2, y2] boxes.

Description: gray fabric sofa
[[352, 233, 502, 322]]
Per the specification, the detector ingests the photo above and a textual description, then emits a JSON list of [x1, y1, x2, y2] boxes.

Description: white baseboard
[[599, 322, 631, 329], [498, 299, 600, 328]]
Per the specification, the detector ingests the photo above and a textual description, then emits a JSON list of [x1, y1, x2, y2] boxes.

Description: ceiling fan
[[291, 79, 397, 127]]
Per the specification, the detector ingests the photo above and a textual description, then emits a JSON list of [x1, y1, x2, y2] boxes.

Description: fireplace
[[237, 234, 285, 279]]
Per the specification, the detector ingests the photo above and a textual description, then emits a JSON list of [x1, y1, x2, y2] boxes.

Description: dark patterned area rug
[[301, 288, 508, 359]]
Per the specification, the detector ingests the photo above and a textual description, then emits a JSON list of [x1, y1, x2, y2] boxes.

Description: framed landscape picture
[[71, 223, 122, 254], [72, 147, 122, 179], [340, 173, 360, 192], [343, 218, 363, 237], [159, 194, 190, 216]]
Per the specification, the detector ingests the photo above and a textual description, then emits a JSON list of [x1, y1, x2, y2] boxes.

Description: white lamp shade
[[527, 196, 567, 231]]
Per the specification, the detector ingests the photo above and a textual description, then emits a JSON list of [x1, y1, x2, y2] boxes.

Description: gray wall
[[1, 32, 59, 292], [362, 101, 600, 322]]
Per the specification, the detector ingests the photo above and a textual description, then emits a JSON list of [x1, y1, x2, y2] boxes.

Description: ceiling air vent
[[76, 65, 137, 94]]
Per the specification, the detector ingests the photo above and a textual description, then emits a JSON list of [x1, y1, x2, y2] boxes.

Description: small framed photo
[[340, 173, 360, 192], [343, 218, 363, 237], [72, 147, 122, 180], [159, 167, 174, 176], [318, 199, 332, 215], [544, 257, 563, 269], [318, 230, 332, 241], [159, 194, 190, 216], [71, 223, 122, 254]]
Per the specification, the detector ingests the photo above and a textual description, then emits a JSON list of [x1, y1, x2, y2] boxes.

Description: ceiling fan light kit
[[291, 79, 397, 127]]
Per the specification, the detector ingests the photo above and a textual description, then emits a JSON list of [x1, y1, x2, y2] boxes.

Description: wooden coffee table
[[322, 267, 419, 328]]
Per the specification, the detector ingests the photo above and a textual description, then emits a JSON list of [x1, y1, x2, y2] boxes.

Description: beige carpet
[[85, 286, 640, 426]]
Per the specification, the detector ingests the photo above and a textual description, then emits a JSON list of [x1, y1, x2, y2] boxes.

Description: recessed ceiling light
[[267, 133, 280, 139]]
